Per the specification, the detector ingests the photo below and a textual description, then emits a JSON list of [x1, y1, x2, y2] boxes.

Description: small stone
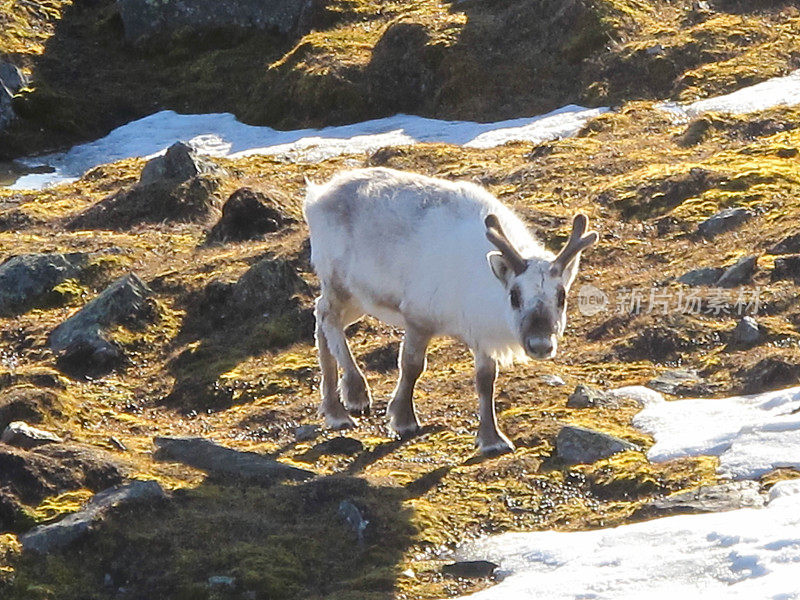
[[315, 436, 364, 456], [716, 255, 758, 288], [739, 358, 800, 394], [767, 233, 800, 255], [0, 62, 27, 94], [555, 425, 638, 465], [566, 384, 614, 408], [294, 424, 320, 442], [647, 369, 709, 396], [339, 500, 369, 545], [1, 421, 62, 448], [208, 575, 236, 588], [731, 316, 762, 346], [772, 254, 800, 282], [442, 560, 498, 579], [0, 253, 88, 317], [697, 208, 752, 238], [677, 266, 723, 286], [540, 374, 566, 387], [104, 573, 113, 587], [646, 44, 664, 56]]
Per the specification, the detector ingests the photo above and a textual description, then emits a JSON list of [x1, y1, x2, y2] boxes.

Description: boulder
[[647, 369, 712, 396], [0, 62, 26, 133], [566, 384, 615, 409], [767, 233, 800, 255], [716, 255, 758, 288], [0, 253, 88, 317], [206, 187, 294, 244], [731, 316, 762, 346], [555, 425, 638, 465], [153, 436, 313, 483], [68, 142, 225, 230], [0, 387, 59, 430], [639, 481, 765, 518], [230, 257, 308, 318], [697, 207, 752, 238], [0, 62, 27, 94], [772, 254, 800, 282], [0, 442, 125, 531], [442, 560, 498, 579], [677, 266, 723, 286], [116, 0, 319, 46], [49, 273, 155, 376], [138, 141, 222, 187], [20, 480, 166, 554], [1, 421, 62, 449]]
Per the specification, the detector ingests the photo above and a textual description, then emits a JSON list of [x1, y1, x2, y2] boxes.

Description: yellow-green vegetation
[[0, 95, 799, 598]]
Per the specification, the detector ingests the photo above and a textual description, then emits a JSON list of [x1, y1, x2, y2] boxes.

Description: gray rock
[[0, 62, 26, 133], [731, 316, 762, 346], [294, 424, 320, 442], [0, 87, 15, 132], [555, 425, 638, 465], [767, 233, 800, 255], [20, 480, 166, 554], [642, 481, 765, 517], [716, 255, 758, 288], [0, 253, 88, 317], [1, 421, 63, 449], [139, 141, 223, 187], [697, 207, 752, 238], [48, 273, 154, 375], [0, 62, 27, 94], [116, 0, 317, 45], [647, 369, 709, 396], [338, 499, 369, 546], [153, 436, 313, 483], [230, 258, 310, 327], [566, 384, 615, 409], [677, 266, 724, 286], [442, 560, 498, 579], [539, 374, 566, 387], [772, 254, 800, 282]]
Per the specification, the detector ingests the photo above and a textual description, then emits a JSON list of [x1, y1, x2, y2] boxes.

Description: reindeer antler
[[550, 214, 599, 275], [485, 214, 527, 275]]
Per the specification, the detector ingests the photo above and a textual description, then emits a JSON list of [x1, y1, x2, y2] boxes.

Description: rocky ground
[[0, 1, 799, 599]]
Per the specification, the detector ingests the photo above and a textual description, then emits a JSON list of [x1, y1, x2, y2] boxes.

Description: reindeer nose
[[526, 337, 554, 359]]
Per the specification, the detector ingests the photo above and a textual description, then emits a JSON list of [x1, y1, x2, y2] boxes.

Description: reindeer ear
[[487, 251, 514, 285]]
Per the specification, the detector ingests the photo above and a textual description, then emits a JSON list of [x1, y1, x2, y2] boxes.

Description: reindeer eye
[[510, 286, 521, 310], [557, 286, 566, 308]]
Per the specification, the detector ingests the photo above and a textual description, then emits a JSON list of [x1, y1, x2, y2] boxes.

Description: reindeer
[[303, 168, 597, 454]]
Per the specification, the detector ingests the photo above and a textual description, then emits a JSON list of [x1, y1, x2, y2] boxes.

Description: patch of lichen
[[0, 0, 70, 58]]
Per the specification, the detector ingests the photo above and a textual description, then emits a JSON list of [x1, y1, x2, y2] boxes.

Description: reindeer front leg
[[475, 352, 515, 456]]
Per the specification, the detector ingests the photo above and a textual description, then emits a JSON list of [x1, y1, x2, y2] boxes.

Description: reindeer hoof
[[477, 434, 515, 456], [389, 419, 422, 440], [320, 409, 357, 430], [347, 404, 371, 417]]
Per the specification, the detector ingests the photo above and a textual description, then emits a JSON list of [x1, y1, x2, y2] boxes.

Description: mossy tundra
[[1, 0, 800, 599]]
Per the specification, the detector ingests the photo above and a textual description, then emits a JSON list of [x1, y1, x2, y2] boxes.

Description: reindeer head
[[485, 213, 598, 359]]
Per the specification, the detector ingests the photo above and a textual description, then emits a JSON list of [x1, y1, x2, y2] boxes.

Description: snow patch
[[662, 69, 800, 119], [10, 105, 606, 190], [453, 479, 800, 600], [633, 386, 800, 480]]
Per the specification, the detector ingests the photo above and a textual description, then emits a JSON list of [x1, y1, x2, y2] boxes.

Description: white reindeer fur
[[304, 167, 554, 366]]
